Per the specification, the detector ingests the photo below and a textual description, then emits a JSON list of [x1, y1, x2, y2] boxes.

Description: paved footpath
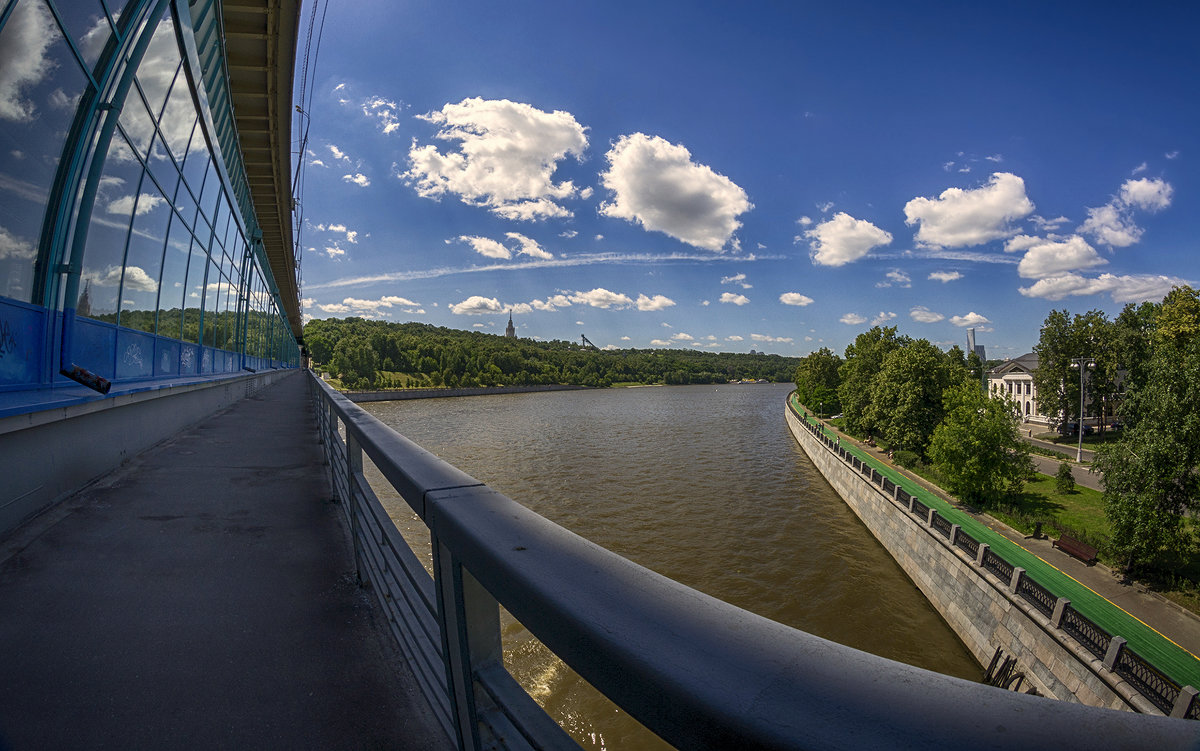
[[0, 371, 450, 750], [797, 401, 1200, 690]]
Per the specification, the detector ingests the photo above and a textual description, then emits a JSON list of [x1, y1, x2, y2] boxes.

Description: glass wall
[[0, 0, 299, 395]]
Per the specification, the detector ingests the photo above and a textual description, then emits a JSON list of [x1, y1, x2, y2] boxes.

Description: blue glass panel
[[155, 336, 179, 377], [71, 316, 116, 380], [0, 297, 45, 387], [115, 327, 154, 380]]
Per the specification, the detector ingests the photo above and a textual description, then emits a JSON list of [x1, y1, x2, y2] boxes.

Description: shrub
[[1055, 461, 1076, 494], [893, 450, 921, 469]]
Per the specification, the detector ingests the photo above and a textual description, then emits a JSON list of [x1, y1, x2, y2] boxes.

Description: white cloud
[[719, 292, 750, 306], [904, 172, 1034, 248], [871, 311, 897, 326], [649, 339, 672, 347], [876, 269, 911, 288], [671, 332, 695, 341], [449, 295, 507, 315], [816, 201, 834, 214], [721, 272, 751, 289], [1131, 162, 1148, 176], [362, 96, 402, 134], [1016, 235, 1105, 279], [599, 133, 752, 251], [1166, 150, 1180, 160], [840, 313, 867, 325], [319, 223, 358, 244], [0, 2, 57, 122], [928, 271, 962, 283], [309, 158, 327, 168], [1079, 177, 1172, 247], [1018, 273, 1188, 303], [797, 216, 812, 226], [1003, 234, 1042, 253], [404, 97, 587, 220], [458, 235, 511, 259], [779, 292, 814, 306], [106, 194, 166, 216], [1120, 177, 1172, 212], [319, 295, 423, 317], [949, 311, 990, 327], [910, 306, 944, 323], [570, 288, 633, 309], [1031, 215, 1070, 231], [120, 266, 158, 292], [329, 144, 350, 162], [343, 173, 370, 187], [726, 335, 744, 342], [751, 333, 794, 344], [560, 230, 578, 239], [506, 232, 553, 260], [803, 212, 893, 266], [635, 294, 675, 311], [0, 225, 35, 259]]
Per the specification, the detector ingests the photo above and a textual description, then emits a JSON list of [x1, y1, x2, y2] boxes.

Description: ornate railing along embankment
[[308, 371, 1200, 749], [789, 396, 1200, 722]]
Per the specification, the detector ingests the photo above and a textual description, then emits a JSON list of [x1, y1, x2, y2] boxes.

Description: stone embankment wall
[[785, 404, 1161, 714], [344, 384, 589, 403]]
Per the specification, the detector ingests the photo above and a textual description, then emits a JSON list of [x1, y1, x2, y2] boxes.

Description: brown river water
[[361, 383, 979, 749]]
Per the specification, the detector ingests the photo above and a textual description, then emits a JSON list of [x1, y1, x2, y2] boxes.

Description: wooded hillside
[[304, 317, 801, 389]]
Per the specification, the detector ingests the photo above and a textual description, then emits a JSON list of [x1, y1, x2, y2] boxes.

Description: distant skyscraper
[[966, 328, 986, 361], [505, 310, 516, 338]]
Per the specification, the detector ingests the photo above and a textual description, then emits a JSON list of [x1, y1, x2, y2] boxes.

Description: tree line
[[303, 317, 802, 389], [794, 284, 1200, 574], [792, 329, 1032, 510]]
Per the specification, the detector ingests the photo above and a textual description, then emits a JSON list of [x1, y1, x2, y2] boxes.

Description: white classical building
[[987, 353, 1050, 424]]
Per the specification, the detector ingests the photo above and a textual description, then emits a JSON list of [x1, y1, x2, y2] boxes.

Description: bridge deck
[[0, 371, 449, 750]]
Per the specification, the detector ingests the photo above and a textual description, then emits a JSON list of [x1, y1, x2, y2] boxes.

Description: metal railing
[[789, 397, 1200, 722], [308, 373, 1200, 748]]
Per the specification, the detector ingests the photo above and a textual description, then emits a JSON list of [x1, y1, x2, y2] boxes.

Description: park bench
[[1052, 534, 1097, 564]]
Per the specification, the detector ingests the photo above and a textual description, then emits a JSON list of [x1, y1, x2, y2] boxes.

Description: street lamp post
[[1069, 356, 1095, 462]]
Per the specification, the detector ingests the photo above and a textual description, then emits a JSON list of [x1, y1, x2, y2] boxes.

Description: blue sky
[[293, 0, 1198, 361]]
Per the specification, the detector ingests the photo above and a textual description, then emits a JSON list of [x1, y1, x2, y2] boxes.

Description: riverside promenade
[[0, 372, 449, 750], [795, 397, 1200, 693]]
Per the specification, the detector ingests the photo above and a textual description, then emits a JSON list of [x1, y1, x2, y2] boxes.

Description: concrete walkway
[[817, 414, 1200, 666], [0, 372, 450, 750]]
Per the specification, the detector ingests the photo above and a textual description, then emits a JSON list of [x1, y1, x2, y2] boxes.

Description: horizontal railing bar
[[310, 373, 1200, 749]]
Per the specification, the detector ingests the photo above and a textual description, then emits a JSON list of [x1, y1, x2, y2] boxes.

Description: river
[[361, 383, 979, 749]]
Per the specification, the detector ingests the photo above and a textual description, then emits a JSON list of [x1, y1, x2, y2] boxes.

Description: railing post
[[1103, 635, 1126, 671], [976, 542, 989, 567], [346, 429, 363, 583], [1009, 567, 1025, 594], [1051, 598, 1070, 628], [434, 539, 502, 751], [1171, 685, 1199, 719], [926, 508, 937, 527], [949, 524, 960, 546]]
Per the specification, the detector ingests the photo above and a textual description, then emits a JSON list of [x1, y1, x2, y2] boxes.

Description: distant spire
[[505, 308, 516, 338]]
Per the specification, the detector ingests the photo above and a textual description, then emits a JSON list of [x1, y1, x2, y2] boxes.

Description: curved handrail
[[309, 372, 1200, 749]]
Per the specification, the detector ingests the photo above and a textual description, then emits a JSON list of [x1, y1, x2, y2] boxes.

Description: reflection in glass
[[157, 214, 191, 339], [0, 0, 91, 303], [181, 238, 206, 344], [181, 122, 209, 198], [119, 185, 172, 332], [159, 64, 197, 163], [54, 0, 113, 74], [144, 134, 180, 203], [197, 157, 222, 222], [79, 133, 144, 320], [134, 17, 181, 120], [118, 87, 159, 160], [202, 256, 220, 348]]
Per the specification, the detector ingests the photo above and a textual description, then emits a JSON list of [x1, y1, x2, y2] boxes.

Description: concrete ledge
[[0, 369, 296, 535]]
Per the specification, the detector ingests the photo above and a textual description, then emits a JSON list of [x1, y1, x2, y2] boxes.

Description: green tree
[[838, 326, 902, 437], [1095, 286, 1200, 571], [928, 380, 1032, 505], [330, 335, 379, 387], [1032, 308, 1112, 431], [794, 347, 842, 414], [871, 339, 959, 456]]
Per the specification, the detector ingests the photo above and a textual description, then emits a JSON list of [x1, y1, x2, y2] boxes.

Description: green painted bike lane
[[789, 394, 1200, 692]]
